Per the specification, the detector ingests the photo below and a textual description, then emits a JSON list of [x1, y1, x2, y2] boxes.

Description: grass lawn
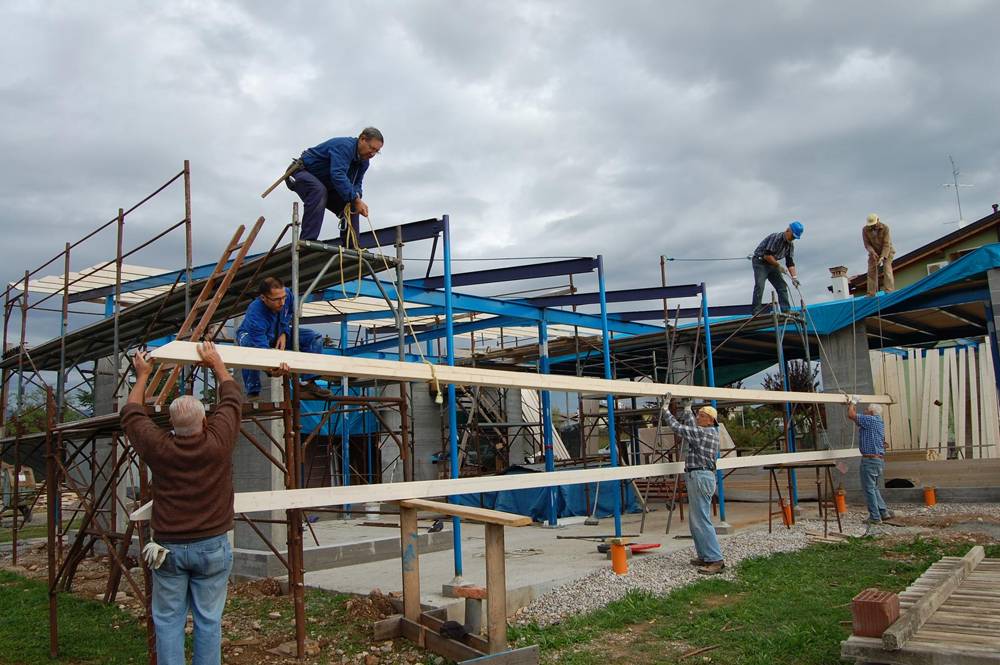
[[510, 537, 1000, 665]]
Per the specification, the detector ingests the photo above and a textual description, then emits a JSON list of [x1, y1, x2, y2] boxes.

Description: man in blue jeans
[[121, 341, 242, 665], [750, 221, 803, 314], [662, 397, 726, 575], [848, 400, 894, 525]]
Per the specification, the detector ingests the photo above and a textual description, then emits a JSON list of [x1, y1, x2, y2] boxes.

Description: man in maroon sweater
[[121, 341, 243, 665]]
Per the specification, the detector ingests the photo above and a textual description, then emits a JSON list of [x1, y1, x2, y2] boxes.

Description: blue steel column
[[597, 256, 622, 538], [538, 318, 557, 526], [443, 215, 463, 577], [700, 283, 726, 522], [340, 321, 351, 513], [773, 313, 799, 505]]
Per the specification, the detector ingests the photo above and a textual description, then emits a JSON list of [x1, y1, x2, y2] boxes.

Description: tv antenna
[[942, 155, 974, 227]]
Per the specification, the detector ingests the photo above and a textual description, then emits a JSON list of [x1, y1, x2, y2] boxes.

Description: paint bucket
[[780, 498, 793, 527], [610, 542, 629, 575], [834, 489, 847, 514], [923, 486, 937, 507]]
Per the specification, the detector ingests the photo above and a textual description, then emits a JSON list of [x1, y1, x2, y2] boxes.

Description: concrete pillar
[[665, 342, 696, 386], [92, 357, 129, 534], [504, 389, 535, 466], [820, 325, 874, 449], [377, 384, 403, 484], [232, 370, 287, 578], [410, 381, 443, 481]]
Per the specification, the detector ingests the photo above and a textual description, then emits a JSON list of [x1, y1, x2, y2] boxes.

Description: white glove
[[791, 278, 801, 288], [662, 393, 672, 410], [142, 541, 169, 570], [848, 395, 859, 406]]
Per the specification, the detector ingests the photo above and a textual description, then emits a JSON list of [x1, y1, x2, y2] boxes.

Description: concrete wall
[[410, 381, 443, 481], [819, 325, 874, 449]]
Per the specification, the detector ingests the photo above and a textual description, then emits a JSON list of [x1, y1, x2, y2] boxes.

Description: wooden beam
[[149, 341, 893, 405], [485, 523, 508, 653], [131, 448, 860, 521], [882, 546, 985, 650], [400, 505, 421, 622], [397, 499, 531, 527]]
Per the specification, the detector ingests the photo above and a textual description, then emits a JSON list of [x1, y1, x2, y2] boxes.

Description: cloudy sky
[[3, 1, 1000, 345]]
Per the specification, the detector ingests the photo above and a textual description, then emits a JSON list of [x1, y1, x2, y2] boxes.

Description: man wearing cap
[[863, 213, 894, 295], [662, 398, 726, 575], [751, 222, 803, 314]]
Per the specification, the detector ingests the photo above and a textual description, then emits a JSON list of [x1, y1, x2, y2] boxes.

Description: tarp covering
[[451, 464, 642, 522]]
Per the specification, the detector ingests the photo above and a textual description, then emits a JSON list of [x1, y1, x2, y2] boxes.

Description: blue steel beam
[[302, 306, 446, 324], [346, 316, 521, 355], [522, 284, 701, 308], [350, 217, 444, 250], [613, 304, 757, 321], [407, 257, 598, 290], [311, 280, 664, 335]]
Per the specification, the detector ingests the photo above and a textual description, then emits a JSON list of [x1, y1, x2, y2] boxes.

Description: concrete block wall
[[820, 325, 874, 449]]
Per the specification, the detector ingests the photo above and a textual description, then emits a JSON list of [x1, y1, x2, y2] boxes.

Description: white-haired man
[[662, 396, 726, 575], [847, 401, 894, 524], [121, 341, 242, 665]]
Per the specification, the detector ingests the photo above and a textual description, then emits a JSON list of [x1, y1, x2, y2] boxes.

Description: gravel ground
[[512, 502, 1000, 627]]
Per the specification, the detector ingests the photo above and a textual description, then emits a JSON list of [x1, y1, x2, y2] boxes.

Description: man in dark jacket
[[286, 127, 383, 242], [236, 276, 333, 400], [121, 341, 241, 665]]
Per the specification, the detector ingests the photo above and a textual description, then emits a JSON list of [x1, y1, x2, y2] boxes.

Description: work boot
[[880, 509, 895, 521], [689, 557, 707, 567], [863, 517, 882, 526], [697, 561, 725, 575], [298, 381, 334, 400]]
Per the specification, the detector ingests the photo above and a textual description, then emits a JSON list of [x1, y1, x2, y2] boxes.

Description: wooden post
[[484, 523, 507, 653], [400, 505, 421, 622]]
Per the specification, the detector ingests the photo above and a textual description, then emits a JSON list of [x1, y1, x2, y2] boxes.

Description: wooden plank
[[420, 611, 491, 653], [397, 499, 531, 527], [969, 346, 981, 456], [956, 348, 967, 457], [883, 546, 986, 650], [373, 615, 403, 641], [400, 506, 421, 622], [459, 645, 540, 664], [130, 447, 860, 520], [842, 634, 1000, 665], [148, 340, 892, 404], [940, 350, 952, 455], [399, 618, 485, 662], [485, 523, 508, 654]]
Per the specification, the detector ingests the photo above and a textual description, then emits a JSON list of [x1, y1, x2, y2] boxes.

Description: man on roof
[[750, 221, 803, 314]]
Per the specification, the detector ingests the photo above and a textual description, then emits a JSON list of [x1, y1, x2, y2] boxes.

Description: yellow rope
[[337, 203, 363, 301]]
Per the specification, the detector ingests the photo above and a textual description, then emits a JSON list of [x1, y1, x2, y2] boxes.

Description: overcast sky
[[3, 1, 1000, 345]]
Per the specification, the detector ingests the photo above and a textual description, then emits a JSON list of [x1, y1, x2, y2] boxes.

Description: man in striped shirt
[[662, 398, 726, 574], [750, 221, 803, 314], [848, 401, 894, 524]]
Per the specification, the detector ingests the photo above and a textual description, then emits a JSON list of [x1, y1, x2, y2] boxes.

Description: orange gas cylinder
[[923, 486, 937, 507], [610, 540, 629, 575], [834, 489, 848, 514]]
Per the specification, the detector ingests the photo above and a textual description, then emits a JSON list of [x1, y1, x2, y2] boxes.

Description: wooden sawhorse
[[764, 461, 843, 537], [374, 499, 540, 664]]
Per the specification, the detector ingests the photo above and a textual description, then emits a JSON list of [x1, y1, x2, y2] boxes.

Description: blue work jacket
[[236, 288, 293, 349], [300, 136, 368, 205]]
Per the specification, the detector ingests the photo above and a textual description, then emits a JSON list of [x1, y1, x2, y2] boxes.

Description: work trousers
[[859, 457, 889, 522], [286, 169, 359, 242], [238, 327, 323, 396], [866, 252, 895, 295], [152, 534, 233, 665], [751, 258, 791, 313], [686, 470, 723, 563]]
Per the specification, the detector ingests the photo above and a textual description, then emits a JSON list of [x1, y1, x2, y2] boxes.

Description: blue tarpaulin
[[451, 464, 642, 522]]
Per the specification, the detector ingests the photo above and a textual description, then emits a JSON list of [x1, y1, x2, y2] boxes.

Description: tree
[[761, 360, 826, 448]]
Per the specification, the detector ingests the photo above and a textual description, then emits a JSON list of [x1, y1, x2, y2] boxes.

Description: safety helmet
[[789, 220, 804, 239]]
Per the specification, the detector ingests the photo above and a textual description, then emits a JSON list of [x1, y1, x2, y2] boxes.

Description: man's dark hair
[[359, 127, 384, 143], [259, 276, 284, 295]]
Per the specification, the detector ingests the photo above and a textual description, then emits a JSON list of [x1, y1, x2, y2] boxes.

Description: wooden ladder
[[145, 217, 265, 405]]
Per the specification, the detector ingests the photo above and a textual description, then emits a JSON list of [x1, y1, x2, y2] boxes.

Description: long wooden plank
[[149, 341, 892, 405], [883, 546, 986, 651], [130, 447, 860, 521], [398, 499, 531, 527]]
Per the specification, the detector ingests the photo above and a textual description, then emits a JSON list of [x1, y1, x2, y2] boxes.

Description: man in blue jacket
[[286, 127, 383, 242], [236, 277, 333, 400]]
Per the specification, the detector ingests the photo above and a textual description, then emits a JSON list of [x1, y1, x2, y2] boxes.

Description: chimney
[[993, 203, 998, 214], [829, 265, 849, 299]]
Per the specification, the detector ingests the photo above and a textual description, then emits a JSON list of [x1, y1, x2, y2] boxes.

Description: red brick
[[851, 588, 900, 637]]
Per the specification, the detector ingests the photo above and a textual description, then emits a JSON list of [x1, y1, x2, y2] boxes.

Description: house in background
[[848, 204, 1000, 295]]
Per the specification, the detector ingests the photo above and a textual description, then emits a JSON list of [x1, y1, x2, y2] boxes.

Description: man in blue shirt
[[847, 401, 894, 524], [286, 127, 383, 242], [750, 221, 803, 314], [236, 277, 333, 400]]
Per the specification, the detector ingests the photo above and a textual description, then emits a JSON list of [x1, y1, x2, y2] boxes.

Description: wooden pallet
[[841, 547, 1000, 664]]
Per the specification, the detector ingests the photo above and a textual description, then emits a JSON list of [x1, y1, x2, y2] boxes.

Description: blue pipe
[[443, 215, 463, 577], [775, 317, 799, 504], [538, 318, 557, 526], [700, 284, 726, 522], [340, 321, 351, 512], [597, 256, 622, 537]]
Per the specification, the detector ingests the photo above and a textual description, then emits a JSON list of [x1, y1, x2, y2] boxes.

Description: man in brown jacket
[[863, 213, 895, 295], [121, 341, 242, 665]]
